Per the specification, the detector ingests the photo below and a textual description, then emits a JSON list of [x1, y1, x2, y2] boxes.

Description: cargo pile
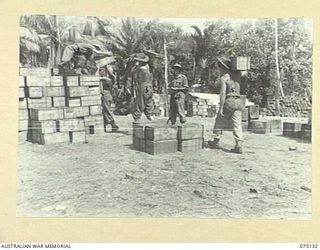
[[132, 121, 204, 155], [187, 99, 217, 118], [19, 68, 104, 144], [262, 96, 311, 117]]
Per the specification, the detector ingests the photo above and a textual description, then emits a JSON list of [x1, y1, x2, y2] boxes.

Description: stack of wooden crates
[[18, 68, 104, 144], [132, 121, 204, 155], [187, 99, 216, 118]]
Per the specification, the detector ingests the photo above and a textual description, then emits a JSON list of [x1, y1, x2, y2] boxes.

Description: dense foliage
[[20, 15, 313, 102]]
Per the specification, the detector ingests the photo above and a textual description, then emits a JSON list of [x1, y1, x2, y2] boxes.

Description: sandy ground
[[17, 115, 311, 219]]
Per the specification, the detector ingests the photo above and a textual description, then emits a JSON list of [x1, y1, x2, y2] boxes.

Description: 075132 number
[[300, 244, 319, 248]]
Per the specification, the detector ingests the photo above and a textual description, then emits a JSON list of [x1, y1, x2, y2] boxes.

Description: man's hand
[[219, 108, 224, 117]]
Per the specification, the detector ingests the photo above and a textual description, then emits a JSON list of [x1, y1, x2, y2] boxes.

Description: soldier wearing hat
[[168, 63, 189, 124], [131, 53, 154, 122], [209, 57, 244, 154]]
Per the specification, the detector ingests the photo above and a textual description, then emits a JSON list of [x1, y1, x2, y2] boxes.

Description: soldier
[[99, 67, 119, 132], [209, 57, 244, 154], [168, 63, 189, 125], [131, 53, 154, 122]]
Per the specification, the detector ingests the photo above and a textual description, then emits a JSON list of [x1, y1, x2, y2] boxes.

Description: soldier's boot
[[110, 121, 119, 132], [208, 138, 220, 149], [180, 116, 186, 124], [230, 141, 243, 154]]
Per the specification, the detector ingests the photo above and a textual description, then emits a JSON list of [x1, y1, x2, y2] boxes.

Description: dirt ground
[[17, 115, 311, 219]]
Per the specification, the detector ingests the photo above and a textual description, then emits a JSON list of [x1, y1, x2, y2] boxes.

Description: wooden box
[[133, 136, 146, 152], [177, 123, 203, 140], [241, 107, 249, 122], [69, 131, 86, 143], [25, 76, 51, 87], [79, 76, 100, 82], [30, 108, 64, 121], [52, 97, 66, 107], [57, 118, 85, 132], [178, 138, 203, 152], [18, 131, 28, 143], [89, 86, 101, 96], [145, 125, 177, 141], [301, 124, 311, 142], [20, 67, 52, 77], [283, 122, 302, 137], [242, 121, 249, 132], [50, 76, 64, 86], [65, 76, 79, 86], [64, 106, 89, 119], [84, 115, 104, 126], [27, 97, 52, 109], [85, 124, 104, 135], [89, 105, 102, 115], [231, 56, 250, 70], [145, 139, 177, 155], [19, 76, 25, 87], [32, 131, 70, 145], [30, 120, 57, 134], [249, 120, 270, 134], [67, 86, 90, 97], [248, 105, 260, 120], [26, 87, 43, 98], [66, 97, 81, 107], [19, 119, 28, 131], [19, 98, 27, 109], [19, 88, 25, 98], [81, 95, 101, 106], [43, 86, 65, 97], [19, 109, 29, 120]]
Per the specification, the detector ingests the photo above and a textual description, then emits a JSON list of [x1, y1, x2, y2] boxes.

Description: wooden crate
[[89, 105, 103, 115], [178, 138, 203, 152], [18, 131, 28, 143], [67, 86, 90, 97], [177, 123, 203, 140], [231, 56, 250, 70], [65, 76, 79, 86], [145, 139, 178, 155], [84, 115, 104, 126], [26, 87, 43, 98], [69, 131, 86, 143], [242, 121, 249, 132], [79, 76, 100, 82], [30, 120, 57, 134], [66, 97, 81, 107], [19, 98, 27, 109], [144, 125, 177, 141], [283, 122, 302, 137], [248, 105, 260, 120], [19, 76, 25, 87], [89, 86, 101, 96], [19, 109, 29, 120], [301, 124, 311, 142], [27, 97, 52, 109], [30, 108, 64, 121], [85, 123, 104, 135], [64, 106, 89, 119], [50, 76, 64, 86], [19, 119, 28, 131], [132, 136, 146, 152], [20, 67, 52, 77], [43, 86, 65, 97], [249, 120, 270, 134], [52, 97, 66, 107], [19, 88, 25, 98], [25, 76, 51, 87], [32, 131, 70, 145], [57, 118, 85, 132], [81, 95, 101, 106]]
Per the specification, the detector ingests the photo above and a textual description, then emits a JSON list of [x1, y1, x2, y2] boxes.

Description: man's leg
[[102, 95, 119, 132], [176, 93, 186, 123], [230, 110, 244, 153], [169, 94, 177, 125], [143, 85, 154, 120]]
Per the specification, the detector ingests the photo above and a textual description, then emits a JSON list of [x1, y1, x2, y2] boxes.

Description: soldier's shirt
[[133, 65, 153, 87], [169, 73, 188, 88]]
